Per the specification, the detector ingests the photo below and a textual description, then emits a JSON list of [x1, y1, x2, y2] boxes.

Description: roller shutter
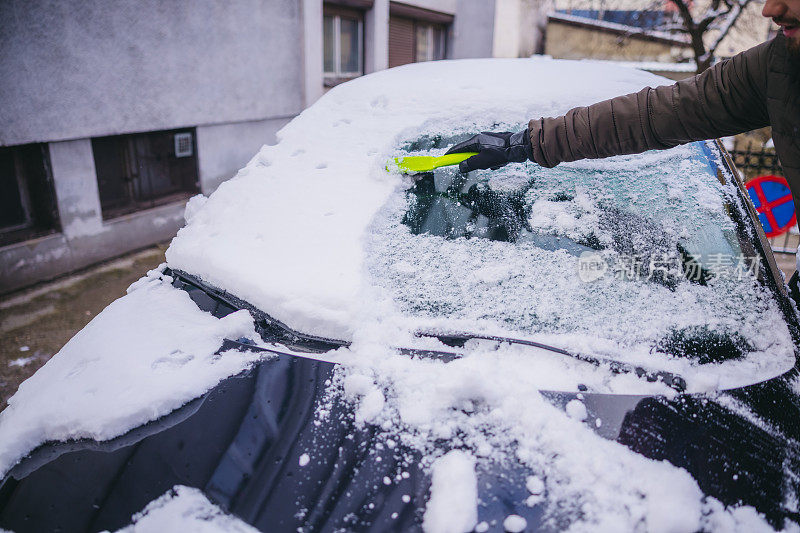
[[389, 16, 415, 68]]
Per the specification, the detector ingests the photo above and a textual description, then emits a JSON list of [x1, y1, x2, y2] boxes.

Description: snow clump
[[113, 485, 258, 533], [422, 450, 478, 533]]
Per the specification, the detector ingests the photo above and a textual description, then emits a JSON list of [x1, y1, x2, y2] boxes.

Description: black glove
[[445, 129, 533, 173]]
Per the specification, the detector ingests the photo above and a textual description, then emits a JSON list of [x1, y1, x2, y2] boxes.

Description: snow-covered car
[[1, 58, 799, 533]]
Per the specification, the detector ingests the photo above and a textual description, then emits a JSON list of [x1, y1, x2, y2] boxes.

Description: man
[[448, 0, 800, 285]]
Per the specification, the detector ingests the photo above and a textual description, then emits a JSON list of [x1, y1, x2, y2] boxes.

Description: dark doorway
[[92, 129, 200, 220], [0, 144, 60, 247]]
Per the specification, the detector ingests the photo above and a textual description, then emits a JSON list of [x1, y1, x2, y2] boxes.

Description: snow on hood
[[321, 342, 785, 532], [165, 57, 672, 340], [0, 268, 269, 477]]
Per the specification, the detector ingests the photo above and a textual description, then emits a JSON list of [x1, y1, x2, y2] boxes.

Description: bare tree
[[659, 0, 757, 71]]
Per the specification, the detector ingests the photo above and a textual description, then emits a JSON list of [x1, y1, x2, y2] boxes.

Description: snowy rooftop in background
[[547, 12, 691, 45], [583, 58, 699, 73]]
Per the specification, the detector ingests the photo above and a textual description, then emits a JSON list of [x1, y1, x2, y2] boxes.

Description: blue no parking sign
[[746, 175, 796, 238]]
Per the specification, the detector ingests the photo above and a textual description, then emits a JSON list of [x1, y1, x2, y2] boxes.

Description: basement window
[[92, 128, 200, 220], [0, 144, 60, 247], [388, 2, 451, 68]]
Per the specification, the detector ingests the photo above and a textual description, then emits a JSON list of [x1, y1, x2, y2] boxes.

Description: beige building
[[545, 12, 692, 63], [547, 0, 772, 65]]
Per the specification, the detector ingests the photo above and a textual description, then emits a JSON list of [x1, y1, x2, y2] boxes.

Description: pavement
[[0, 245, 167, 410], [775, 252, 796, 281]]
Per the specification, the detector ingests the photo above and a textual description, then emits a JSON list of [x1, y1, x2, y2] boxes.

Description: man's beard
[[788, 32, 800, 54], [776, 21, 800, 74], [788, 36, 800, 80], [789, 37, 800, 55]]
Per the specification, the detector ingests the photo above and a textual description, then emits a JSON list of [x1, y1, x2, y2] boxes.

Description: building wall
[[402, 0, 457, 13], [493, 0, 524, 57], [0, 140, 186, 293], [0, 0, 304, 146], [197, 117, 293, 194], [552, 0, 773, 58], [451, 0, 497, 59], [302, 0, 325, 106], [493, 0, 552, 58], [365, 0, 391, 72], [545, 21, 684, 61], [1, 0, 308, 294]]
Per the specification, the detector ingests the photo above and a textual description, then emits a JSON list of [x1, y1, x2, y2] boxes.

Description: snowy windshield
[[365, 133, 794, 384]]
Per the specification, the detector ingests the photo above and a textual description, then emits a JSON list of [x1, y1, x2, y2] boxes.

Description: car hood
[[1, 342, 799, 532]]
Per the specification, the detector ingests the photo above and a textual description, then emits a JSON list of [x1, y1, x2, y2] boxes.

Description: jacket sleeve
[[528, 40, 773, 168]]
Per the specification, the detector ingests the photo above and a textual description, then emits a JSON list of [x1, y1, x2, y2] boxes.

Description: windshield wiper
[[416, 330, 687, 392], [169, 268, 686, 390]]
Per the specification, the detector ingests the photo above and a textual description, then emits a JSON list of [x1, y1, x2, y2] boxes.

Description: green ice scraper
[[389, 152, 479, 173]]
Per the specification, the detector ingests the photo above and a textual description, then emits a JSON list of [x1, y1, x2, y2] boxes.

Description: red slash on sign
[[745, 175, 796, 238]]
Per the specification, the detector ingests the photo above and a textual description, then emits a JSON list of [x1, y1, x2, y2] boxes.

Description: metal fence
[[728, 147, 783, 181], [727, 147, 797, 256]]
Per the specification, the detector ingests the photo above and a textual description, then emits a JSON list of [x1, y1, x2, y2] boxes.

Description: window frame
[[388, 1, 451, 68], [414, 22, 447, 62], [3, 155, 33, 234], [323, 5, 365, 85]]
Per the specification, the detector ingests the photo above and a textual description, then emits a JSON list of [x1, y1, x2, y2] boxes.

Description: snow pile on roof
[[114, 485, 258, 533], [0, 268, 267, 477], [165, 57, 675, 341]]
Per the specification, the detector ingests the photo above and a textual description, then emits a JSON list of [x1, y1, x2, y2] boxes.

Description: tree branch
[[707, 0, 752, 57]]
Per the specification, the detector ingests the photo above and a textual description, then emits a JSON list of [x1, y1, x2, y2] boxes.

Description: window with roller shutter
[[388, 2, 452, 68]]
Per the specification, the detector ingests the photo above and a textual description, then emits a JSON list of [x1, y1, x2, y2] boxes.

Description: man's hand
[[445, 129, 533, 173]]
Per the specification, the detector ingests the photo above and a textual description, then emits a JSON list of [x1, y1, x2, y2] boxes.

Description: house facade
[[545, 12, 692, 63], [549, 0, 772, 63], [0, 0, 546, 294]]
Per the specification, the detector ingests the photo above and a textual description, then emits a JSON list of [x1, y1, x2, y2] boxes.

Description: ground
[[0, 245, 167, 410], [775, 251, 796, 279]]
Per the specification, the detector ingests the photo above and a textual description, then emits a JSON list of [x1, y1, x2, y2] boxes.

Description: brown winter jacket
[[528, 33, 800, 209]]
